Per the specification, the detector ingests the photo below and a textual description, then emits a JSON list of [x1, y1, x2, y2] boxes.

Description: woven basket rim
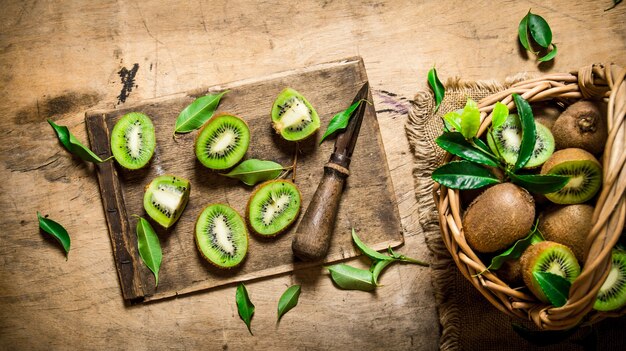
[[433, 63, 626, 330]]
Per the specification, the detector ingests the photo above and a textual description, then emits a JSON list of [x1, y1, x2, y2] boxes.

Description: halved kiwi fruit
[[540, 148, 602, 204], [246, 180, 302, 237], [111, 112, 156, 170], [271, 88, 320, 141], [195, 113, 250, 170], [487, 113, 554, 168], [143, 175, 190, 229], [195, 204, 248, 269], [594, 249, 626, 311], [521, 241, 581, 303]]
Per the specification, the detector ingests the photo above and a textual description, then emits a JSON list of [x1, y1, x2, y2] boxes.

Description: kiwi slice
[[594, 250, 626, 311], [246, 180, 302, 237], [143, 175, 190, 229], [195, 204, 248, 269], [521, 241, 581, 302], [271, 88, 320, 141], [487, 113, 555, 168], [195, 113, 250, 170], [110, 112, 156, 170], [540, 148, 602, 204]]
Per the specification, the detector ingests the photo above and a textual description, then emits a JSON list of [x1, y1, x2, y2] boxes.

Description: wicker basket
[[433, 63, 626, 330]]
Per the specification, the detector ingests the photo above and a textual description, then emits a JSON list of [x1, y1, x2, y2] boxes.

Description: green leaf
[[320, 99, 367, 144], [326, 264, 376, 291], [370, 259, 394, 286], [174, 91, 228, 133], [351, 228, 393, 262], [427, 66, 445, 113], [489, 230, 544, 271], [435, 132, 499, 167], [48, 119, 110, 163], [491, 102, 509, 130], [277, 285, 301, 322], [443, 111, 462, 132], [527, 11, 552, 48], [220, 159, 284, 186], [518, 11, 533, 52], [512, 94, 536, 171], [135, 216, 162, 287], [236, 283, 255, 335], [533, 271, 571, 307], [37, 212, 71, 256], [509, 173, 570, 194], [460, 98, 480, 139], [538, 44, 557, 62], [431, 160, 501, 190], [387, 247, 429, 266]]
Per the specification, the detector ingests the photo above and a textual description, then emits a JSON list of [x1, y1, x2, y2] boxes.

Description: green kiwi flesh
[[195, 204, 248, 269], [540, 148, 602, 204], [271, 88, 320, 141], [246, 180, 301, 236], [521, 241, 581, 303], [594, 250, 626, 311], [143, 175, 190, 229], [195, 114, 250, 170], [487, 113, 555, 168], [111, 112, 156, 170]]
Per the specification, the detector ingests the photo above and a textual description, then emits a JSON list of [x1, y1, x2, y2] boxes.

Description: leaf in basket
[[533, 271, 571, 307], [512, 94, 536, 171], [460, 98, 480, 140], [488, 229, 544, 271], [508, 173, 569, 194], [442, 110, 462, 132], [326, 264, 376, 291], [135, 216, 162, 287], [220, 159, 285, 186], [491, 101, 509, 130], [435, 132, 499, 167], [526, 11, 552, 48], [538, 44, 557, 62], [48, 119, 112, 164], [431, 160, 501, 190], [351, 228, 393, 262], [174, 90, 228, 134], [427, 66, 445, 113], [236, 283, 255, 335]]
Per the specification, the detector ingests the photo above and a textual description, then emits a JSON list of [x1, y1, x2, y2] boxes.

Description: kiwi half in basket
[[540, 148, 602, 204], [594, 249, 626, 311], [271, 88, 320, 141], [143, 175, 191, 229], [246, 180, 302, 237], [195, 204, 248, 269], [195, 113, 250, 170]]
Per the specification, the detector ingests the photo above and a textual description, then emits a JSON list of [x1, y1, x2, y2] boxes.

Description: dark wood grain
[[84, 57, 404, 302]]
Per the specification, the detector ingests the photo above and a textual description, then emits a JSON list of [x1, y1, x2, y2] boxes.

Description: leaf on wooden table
[[37, 212, 71, 256], [220, 159, 285, 186], [48, 119, 111, 163], [236, 283, 255, 335], [174, 91, 228, 134], [135, 216, 162, 287], [351, 228, 392, 262], [538, 44, 557, 62], [277, 285, 301, 322], [326, 264, 376, 291]]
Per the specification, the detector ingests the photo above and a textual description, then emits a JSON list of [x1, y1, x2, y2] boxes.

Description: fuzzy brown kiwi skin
[[538, 204, 593, 263], [533, 102, 563, 131], [462, 183, 535, 253], [540, 148, 601, 175], [460, 167, 505, 210], [496, 259, 524, 287], [194, 203, 249, 270], [552, 100, 607, 155], [245, 180, 302, 238]]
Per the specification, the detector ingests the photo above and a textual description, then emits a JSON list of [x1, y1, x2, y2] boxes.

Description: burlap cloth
[[405, 78, 626, 350]]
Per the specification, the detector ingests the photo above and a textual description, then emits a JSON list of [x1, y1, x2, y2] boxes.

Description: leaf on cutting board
[[236, 283, 255, 335], [174, 90, 228, 134], [135, 216, 162, 287], [220, 159, 285, 186], [48, 119, 111, 163], [37, 212, 71, 256], [351, 228, 393, 262], [277, 285, 301, 322], [319, 99, 368, 144]]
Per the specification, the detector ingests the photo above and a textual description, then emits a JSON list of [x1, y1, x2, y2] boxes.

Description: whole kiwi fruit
[[532, 102, 563, 131], [540, 148, 602, 204], [462, 183, 535, 253], [521, 241, 581, 303], [538, 204, 594, 263], [552, 100, 607, 155]]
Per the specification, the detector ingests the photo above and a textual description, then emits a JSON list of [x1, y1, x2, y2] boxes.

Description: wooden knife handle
[[292, 163, 349, 261]]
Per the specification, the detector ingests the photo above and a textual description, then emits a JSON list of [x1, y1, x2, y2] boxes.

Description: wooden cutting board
[[85, 57, 404, 303]]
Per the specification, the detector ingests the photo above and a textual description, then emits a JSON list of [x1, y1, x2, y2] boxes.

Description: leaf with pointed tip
[[534, 272, 571, 307], [538, 44, 557, 62], [370, 259, 394, 286], [37, 212, 71, 256], [326, 264, 376, 291], [320, 99, 367, 144], [220, 159, 284, 186], [518, 11, 532, 52], [236, 283, 255, 335], [352, 228, 393, 262], [174, 91, 228, 133], [527, 11, 552, 48], [512, 94, 536, 171], [135, 216, 162, 287], [48, 119, 111, 163], [491, 102, 509, 130], [460, 98, 480, 139], [431, 160, 501, 190], [443, 110, 462, 132], [277, 285, 301, 322], [509, 173, 569, 194], [488, 229, 544, 271], [435, 132, 499, 167], [427, 66, 445, 113]]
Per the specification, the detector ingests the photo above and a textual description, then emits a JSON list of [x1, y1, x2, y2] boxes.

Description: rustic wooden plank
[[85, 57, 404, 302]]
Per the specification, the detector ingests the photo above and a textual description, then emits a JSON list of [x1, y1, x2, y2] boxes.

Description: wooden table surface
[[1, 1, 624, 349]]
